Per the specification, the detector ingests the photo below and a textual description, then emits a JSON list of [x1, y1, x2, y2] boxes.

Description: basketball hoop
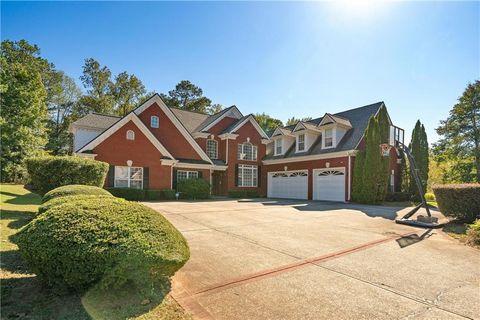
[[380, 144, 392, 157]]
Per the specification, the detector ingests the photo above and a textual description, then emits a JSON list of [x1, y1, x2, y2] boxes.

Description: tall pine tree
[[376, 105, 391, 201]]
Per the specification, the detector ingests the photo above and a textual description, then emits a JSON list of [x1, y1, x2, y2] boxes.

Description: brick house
[[71, 95, 402, 201]]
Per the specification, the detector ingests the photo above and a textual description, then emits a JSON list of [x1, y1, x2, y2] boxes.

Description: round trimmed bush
[[38, 194, 117, 214], [42, 184, 112, 203], [433, 184, 480, 223], [13, 197, 190, 291]]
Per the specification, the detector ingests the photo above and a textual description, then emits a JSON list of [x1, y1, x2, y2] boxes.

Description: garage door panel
[[313, 169, 345, 202], [268, 171, 308, 200]]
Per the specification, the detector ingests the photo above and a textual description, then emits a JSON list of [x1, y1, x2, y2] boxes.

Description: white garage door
[[313, 168, 345, 202], [268, 171, 308, 200]]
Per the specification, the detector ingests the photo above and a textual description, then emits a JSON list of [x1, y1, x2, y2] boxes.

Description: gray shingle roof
[[194, 106, 238, 132], [71, 113, 120, 130], [220, 114, 251, 134], [170, 108, 209, 133], [265, 102, 384, 160]]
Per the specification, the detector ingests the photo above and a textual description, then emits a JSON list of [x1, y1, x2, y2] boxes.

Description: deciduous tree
[[254, 113, 283, 135], [286, 116, 313, 126]]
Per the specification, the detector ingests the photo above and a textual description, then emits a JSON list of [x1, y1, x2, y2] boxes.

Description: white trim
[[133, 94, 213, 164], [293, 122, 307, 132], [212, 165, 228, 171], [219, 133, 238, 140], [200, 106, 243, 132], [263, 150, 357, 165], [318, 114, 336, 127], [228, 115, 269, 139], [225, 138, 229, 164], [75, 153, 97, 159], [348, 155, 351, 201], [206, 139, 218, 159], [192, 132, 210, 139], [261, 139, 270, 145], [274, 137, 283, 156], [77, 113, 175, 160], [296, 133, 306, 153], [270, 127, 293, 138], [150, 115, 159, 128], [161, 159, 178, 166], [174, 162, 213, 170]]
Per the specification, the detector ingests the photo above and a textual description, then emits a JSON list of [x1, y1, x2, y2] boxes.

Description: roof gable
[[221, 114, 269, 139], [77, 113, 174, 159], [196, 106, 243, 132]]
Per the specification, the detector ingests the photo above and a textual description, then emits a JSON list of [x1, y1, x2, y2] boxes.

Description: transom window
[[324, 129, 333, 148], [238, 143, 257, 161], [114, 166, 143, 189], [297, 134, 305, 152], [151, 116, 159, 128], [177, 170, 198, 181], [206, 139, 218, 159], [126, 130, 135, 140], [237, 165, 257, 187], [274, 138, 282, 155]]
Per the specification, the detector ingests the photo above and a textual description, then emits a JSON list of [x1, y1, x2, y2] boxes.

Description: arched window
[[126, 130, 135, 140], [151, 116, 159, 128]]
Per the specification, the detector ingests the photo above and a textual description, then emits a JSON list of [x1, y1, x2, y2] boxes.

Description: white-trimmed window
[[297, 134, 305, 152], [126, 130, 135, 140], [237, 165, 257, 187], [324, 129, 333, 148], [151, 116, 159, 128], [177, 170, 198, 181], [114, 166, 143, 189], [206, 139, 218, 159], [238, 143, 257, 161], [274, 138, 282, 155]]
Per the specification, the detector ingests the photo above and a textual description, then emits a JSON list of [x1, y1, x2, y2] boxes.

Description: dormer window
[[151, 116, 159, 128], [324, 128, 333, 148], [126, 130, 135, 140], [274, 138, 283, 155], [297, 134, 305, 152]]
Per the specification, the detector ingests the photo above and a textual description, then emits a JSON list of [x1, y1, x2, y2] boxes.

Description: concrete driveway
[[143, 199, 480, 320]]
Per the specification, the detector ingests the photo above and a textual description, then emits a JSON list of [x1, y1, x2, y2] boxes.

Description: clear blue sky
[[2, 1, 479, 143]]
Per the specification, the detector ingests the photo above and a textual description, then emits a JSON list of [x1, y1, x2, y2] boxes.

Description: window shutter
[[198, 171, 203, 179], [257, 166, 261, 187], [172, 169, 177, 190], [108, 165, 115, 187], [235, 164, 239, 187], [143, 167, 149, 190]]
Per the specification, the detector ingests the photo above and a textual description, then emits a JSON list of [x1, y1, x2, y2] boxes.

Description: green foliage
[[434, 80, 479, 183], [145, 189, 176, 201], [12, 197, 190, 291], [466, 220, 480, 246], [159, 80, 222, 115], [106, 188, 146, 201], [26, 156, 109, 195], [254, 113, 284, 135], [177, 178, 210, 199], [351, 150, 365, 202], [39, 194, 114, 214], [433, 184, 480, 223], [409, 120, 429, 200], [285, 117, 313, 126], [384, 192, 412, 202], [377, 106, 391, 200], [1, 40, 49, 182], [42, 184, 112, 203], [424, 192, 435, 201], [228, 190, 260, 198]]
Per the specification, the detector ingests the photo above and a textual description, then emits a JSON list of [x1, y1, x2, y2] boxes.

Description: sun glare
[[329, 0, 392, 19]]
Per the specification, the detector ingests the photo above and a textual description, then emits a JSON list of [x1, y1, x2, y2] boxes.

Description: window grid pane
[[115, 166, 143, 189], [151, 116, 159, 128], [207, 140, 218, 159], [238, 143, 257, 161], [238, 165, 257, 187]]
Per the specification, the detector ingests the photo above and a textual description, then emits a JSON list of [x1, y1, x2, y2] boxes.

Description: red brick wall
[[226, 121, 266, 196], [263, 156, 350, 200], [195, 117, 238, 162], [93, 120, 172, 189], [137, 103, 202, 160]]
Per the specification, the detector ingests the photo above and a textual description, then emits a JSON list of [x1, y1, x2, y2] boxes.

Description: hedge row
[[228, 190, 260, 198], [14, 185, 190, 292], [433, 184, 480, 223], [26, 156, 109, 195], [106, 188, 176, 201], [177, 178, 210, 199], [42, 184, 112, 203], [384, 192, 412, 202]]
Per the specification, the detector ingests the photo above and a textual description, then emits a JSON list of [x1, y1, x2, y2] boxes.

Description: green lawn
[[1, 184, 190, 320]]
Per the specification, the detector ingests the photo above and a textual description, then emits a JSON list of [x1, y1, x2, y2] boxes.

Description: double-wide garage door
[[267, 168, 345, 202]]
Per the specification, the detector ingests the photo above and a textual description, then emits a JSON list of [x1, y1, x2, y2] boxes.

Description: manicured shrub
[[228, 190, 260, 198], [424, 192, 435, 201], [466, 220, 480, 246], [106, 188, 145, 201], [38, 194, 115, 214], [433, 184, 480, 223], [26, 156, 109, 194], [177, 178, 210, 199], [384, 192, 412, 202], [42, 185, 112, 203], [13, 197, 190, 291], [145, 189, 176, 201]]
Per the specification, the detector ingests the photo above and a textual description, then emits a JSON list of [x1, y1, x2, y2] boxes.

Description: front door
[[212, 171, 228, 196]]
